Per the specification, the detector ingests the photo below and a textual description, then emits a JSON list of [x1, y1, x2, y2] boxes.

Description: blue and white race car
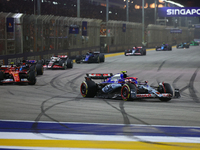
[[80, 71, 180, 101], [156, 44, 172, 51], [76, 51, 105, 63]]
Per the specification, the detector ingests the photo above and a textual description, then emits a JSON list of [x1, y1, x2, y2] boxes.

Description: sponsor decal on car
[[21, 79, 28, 81], [136, 94, 152, 98]]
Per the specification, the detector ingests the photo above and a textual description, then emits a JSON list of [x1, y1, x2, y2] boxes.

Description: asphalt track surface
[[0, 46, 200, 149]]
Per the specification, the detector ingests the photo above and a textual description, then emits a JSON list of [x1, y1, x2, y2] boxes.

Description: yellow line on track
[[73, 46, 176, 61], [105, 48, 155, 58], [1, 139, 200, 150]]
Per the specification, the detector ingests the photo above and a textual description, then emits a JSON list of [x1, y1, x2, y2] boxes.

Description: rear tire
[[168, 45, 172, 51], [159, 83, 173, 102], [76, 55, 81, 64], [99, 53, 105, 62], [37, 60, 44, 65], [80, 80, 97, 98], [143, 49, 146, 55], [36, 64, 43, 75], [121, 83, 137, 101]]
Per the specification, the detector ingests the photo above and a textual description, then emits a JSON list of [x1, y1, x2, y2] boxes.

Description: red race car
[[0, 64, 36, 85]]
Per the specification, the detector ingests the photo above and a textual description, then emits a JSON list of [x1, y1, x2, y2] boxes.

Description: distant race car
[[190, 41, 199, 46], [124, 47, 146, 56], [75, 51, 105, 63], [156, 44, 172, 51], [44, 55, 73, 69], [80, 71, 180, 102], [0, 63, 37, 85], [176, 42, 190, 49]]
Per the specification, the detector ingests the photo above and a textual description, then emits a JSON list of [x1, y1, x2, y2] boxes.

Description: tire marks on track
[[188, 68, 199, 103], [103, 99, 188, 148], [172, 68, 200, 103], [32, 61, 120, 138], [157, 60, 166, 72]]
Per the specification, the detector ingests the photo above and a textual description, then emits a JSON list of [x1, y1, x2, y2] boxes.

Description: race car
[[0, 63, 36, 85], [176, 42, 190, 49], [80, 71, 180, 102], [75, 51, 105, 63], [190, 41, 199, 46], [156, 44, 172, 51], [17, 60, 44, 75], [124, 46, 146, 56], [44, 55, 73, 69]]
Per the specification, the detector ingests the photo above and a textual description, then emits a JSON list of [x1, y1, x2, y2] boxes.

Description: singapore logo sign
[[158, 7, 200, 17]]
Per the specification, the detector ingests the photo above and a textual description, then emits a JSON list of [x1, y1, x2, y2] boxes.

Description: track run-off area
[[0, 46, 200, 150]]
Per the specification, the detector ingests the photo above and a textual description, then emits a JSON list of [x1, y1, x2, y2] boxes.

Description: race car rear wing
[[86, 73, 113, 79]]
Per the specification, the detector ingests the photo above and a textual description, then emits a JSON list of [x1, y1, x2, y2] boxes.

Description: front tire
[[80, 80, 97, 98], [28, 71, 36, 85], [0, 71, 4, 85], [159, 83, 173, 102], [124, 50, 128, 56], [155, 47, 158, 51]]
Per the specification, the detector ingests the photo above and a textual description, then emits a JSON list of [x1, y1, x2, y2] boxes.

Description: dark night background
[[173, 0, 200, 7]]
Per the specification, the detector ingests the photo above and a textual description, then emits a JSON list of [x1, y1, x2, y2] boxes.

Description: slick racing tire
[[37, 60, 44, 65], [140, 49, 143, 55], [121, 83, 137, 101], [36, 63, 43, 75], [80, 80, 97, 98], [97, 56, 100, 63], [99, 53, 105, 62], [30, 65, 37, 76], [159, 83, 173, 102], [93, 55, 100, 63], [67, 59, 73, 68], [59, 60, 65, 66], [28, 71, 36, 85], [0, 71, 4, 85], [124, 50, 128, 56], [143, 49, 146, 55], [155, 47, 158, 51], [30, 65, 36, 71], [62, 63, 67, 70], [168, 45, 172, 51], [75, 55, 81, 64]]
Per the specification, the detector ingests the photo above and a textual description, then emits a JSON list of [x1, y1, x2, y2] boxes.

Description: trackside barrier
[[0, 12, 195, 64]]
